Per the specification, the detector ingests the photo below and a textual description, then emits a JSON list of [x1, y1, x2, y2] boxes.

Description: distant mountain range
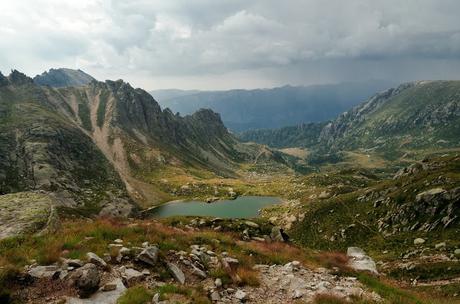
[[150, 81, 396, 132], [240, 81, 460, 160]]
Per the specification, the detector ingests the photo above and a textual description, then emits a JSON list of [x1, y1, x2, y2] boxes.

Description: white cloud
[[0, 0, 460, 89]]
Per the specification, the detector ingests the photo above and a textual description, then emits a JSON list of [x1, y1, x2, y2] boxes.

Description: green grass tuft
[[117, 285, 153, 304]]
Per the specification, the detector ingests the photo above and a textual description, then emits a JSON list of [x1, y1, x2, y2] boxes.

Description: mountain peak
[[34, 68, 95, 87], [0, 72, 8, 86], [7, 69, 34, 85]]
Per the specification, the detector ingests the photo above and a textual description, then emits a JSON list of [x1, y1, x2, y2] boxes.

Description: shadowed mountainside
[[151, 81, 395, 132]]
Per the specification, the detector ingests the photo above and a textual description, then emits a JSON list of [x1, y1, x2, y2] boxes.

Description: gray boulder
[[167, 262, 185, 284], [121, 268, 144, 286], [347, 247, 378, 274], [69, 263, 101, 298], [137, 246, 159, 266], [66, 278, 126, 304], [234, 290, 247, 301], [28, 265, 60, 279], [86, 252, 107, 268], [414, 238, 425, 245], [191, 264, 207, 279]]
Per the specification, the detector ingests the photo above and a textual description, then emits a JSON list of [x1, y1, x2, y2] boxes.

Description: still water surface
[[149, 196, 282, 218]]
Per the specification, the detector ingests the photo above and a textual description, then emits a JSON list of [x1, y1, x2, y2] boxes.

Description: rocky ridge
[[34, 68, 96, 88], [239, 81, 460, 156]]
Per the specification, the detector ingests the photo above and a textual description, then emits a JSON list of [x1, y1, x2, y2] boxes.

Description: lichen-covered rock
[[69, 263, 101, 298], [0, 192, 58, 240], [137, 246, 159, 266]]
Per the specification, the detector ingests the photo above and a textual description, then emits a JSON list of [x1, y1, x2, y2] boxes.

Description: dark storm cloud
[[1, 0, 460, 89]]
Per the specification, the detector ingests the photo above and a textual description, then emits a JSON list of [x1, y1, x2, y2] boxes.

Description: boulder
[[119, 247, 131, 256], [270, 226, 288, 242], [234, 290, 247, 301], [415, 188, 446, 203], [347, 247, 378, 274], [435, 242, 446, 249], [66, 259, 84, 268], [152, 293, 160, 303], [122, 268, 144, 285], [28, 265, 60, 279], [137, 246, 159, 266], [210, 291, 221, 301], [191, 264, 207, 279], [101, 283, 117, 292], [69, 263, 101, 298], [222, 257, 239, 271], [318, 191, 331, 199], [215, 278, 222, 288], [86, 252, 107, 268], [66, 278, 126, 304], [414, 238, 425, 245], [167, 262, 185, 284], [244, 221, 259, 228]]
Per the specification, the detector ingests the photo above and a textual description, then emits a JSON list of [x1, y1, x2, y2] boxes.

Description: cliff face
[[0, 71, 130, 216], [0, 70, 258, 212]]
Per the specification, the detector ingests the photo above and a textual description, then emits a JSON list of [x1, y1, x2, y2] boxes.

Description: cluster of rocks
[[25, 239, 175, 303], [22, 237, 388, 304], [183, 218, 289, 243], [209, 262, 382, 303], [355, 182, 459, 238], [261, 199, 306, 230], [171, 183, 238, 201]]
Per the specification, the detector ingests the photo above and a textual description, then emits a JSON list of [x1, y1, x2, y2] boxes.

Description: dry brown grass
[[315, 251, 350, 272], [242, 240, 316, 267], [313, 293, 349, 304], [236, 267, 260, 287]]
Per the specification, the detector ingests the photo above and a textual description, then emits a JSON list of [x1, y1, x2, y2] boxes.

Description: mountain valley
[[0, 69, 459, 304]]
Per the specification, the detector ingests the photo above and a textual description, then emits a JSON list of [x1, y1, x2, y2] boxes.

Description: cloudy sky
[[1, 0, 460, 90]]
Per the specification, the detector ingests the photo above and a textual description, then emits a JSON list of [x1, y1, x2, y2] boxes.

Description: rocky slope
[[34, 68, 95, 88], [291, 153, 460, 259], [0, 69, 292, 218], [0, 70, 131, 218], [240, 81, 460, 159], [318, 81, 460, 154]]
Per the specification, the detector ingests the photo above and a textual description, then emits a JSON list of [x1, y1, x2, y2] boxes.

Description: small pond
[[148, 196, 282, 219]]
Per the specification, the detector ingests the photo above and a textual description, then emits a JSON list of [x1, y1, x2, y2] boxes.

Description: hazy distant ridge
[[150, 81, 394, 132]]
